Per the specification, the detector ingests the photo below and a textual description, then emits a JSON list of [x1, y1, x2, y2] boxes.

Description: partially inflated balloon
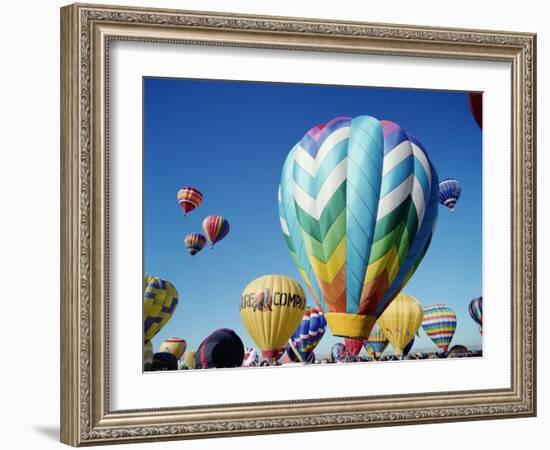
[[240, 275, 306, 363], [182, 351, 196, 370], [202, 215, 230, 248], [279, 116, 439, 339], [363, 322, 388, 359], [331, 343, 347, 363], [378, 293, 423, 356], [184, 233, 206, 256], [288, 307, 326, 362], [422, 304, 457, 352], [469, 296, 483, 334], [344, 338, 364, 357], [143, 276, 179, 343], [195, 328, 244, 369], [159, 337, 187, 360], [439, 179, 461, 212], [177, 186, 203, 215]]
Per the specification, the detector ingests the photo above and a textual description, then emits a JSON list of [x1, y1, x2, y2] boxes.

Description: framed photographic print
[[60, 3, 536, 446]]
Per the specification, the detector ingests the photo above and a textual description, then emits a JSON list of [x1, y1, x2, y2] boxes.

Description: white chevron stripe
[[376, 174, 414, 220], [292, 158, 348, 220], [277, 185, 282, 202], [411, 143, 432, 188], [280, 216, 290, 235], [382, 140, 412, 176], [294, 126, 350, 177], [411, 176, 426, 231]]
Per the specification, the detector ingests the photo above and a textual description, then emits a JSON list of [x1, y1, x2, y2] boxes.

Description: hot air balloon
[[363, 322, 389, 360], [240, 275, 306, 364], [202, 215, 230, 248], [438, 179, 461, 212], [243, 347, 260, 367], [143, 276, 179, 344], [286, 347, 316, 364], [467, 92, 482, 129], [422, 304, 457, 352], [177, 186, 203, 216], [151, 352, 178, 371], [182, 350, 196, 370], [184, 232, 206, 257], [344, 338, 364, 357], [159, 337, 187, 361], [143, 341, 154, 369], [194, 328, 244, 369], [469, 296, 483, 334], [288, 307, 327, 363], [279, 116, 439, 340], [378, 293, 423, 356], [331, 343, 347, 363], [403, 336, 415, 357]]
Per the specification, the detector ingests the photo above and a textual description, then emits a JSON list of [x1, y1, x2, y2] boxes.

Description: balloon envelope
[[344, 338, 364, 357], [159, 338, 187, 360], [184, 233, 206, 256], [194, 329, 244, 369], [202, 215, 230, 247], [242, 347, 260, 367], [279, 116, 439, 339], [438, 179, 461, 211], [177, 186, 203, 215], [240, 275, 306, 362], [288, 307, 327, 362], [467, 93, 483, 128], [143, 341, 154, 369], [151, 352, 178, 371], [363, 322, 389, 359], [378, 293, 423, 356], [403, 336, 415, 356], [143, 276, 179, 343], [331, 343, 347, 363], [469, 296, 483, 334], [422, 304, 457, 352]]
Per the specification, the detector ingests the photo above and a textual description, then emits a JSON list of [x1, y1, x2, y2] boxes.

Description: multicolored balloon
[[344, 338, 364, 357], [279, 116, 439, 339], [438, 179, 461, 212], [422, 304, 457, 352], [240, 275, 306, 364], [177, 186, 203, 215], [202, 215, 230, 248], [469, 296, 483, 334], [331, 343, 347, 363], [143, 276, 179, 344], [242, 347, 260, 367], [159, 337, 187, 360], [288, 307, 327, 362], [143, 341, 154, 368], [378, 293, 423, 356], [184, 232, 206, 256], [363, 322, 389, 359]]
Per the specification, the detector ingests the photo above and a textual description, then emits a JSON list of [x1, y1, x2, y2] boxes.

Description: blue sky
[[144, 77, 482, 358]]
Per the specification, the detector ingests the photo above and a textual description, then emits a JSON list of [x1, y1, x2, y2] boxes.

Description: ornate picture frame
[[60, 3, 536, 446]]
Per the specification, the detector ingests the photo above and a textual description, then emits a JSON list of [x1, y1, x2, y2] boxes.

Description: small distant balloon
[[469, 296, 483, 334], [177, 186, 203, 216], [202, 215, 230, 248], [439, 179, 462, 212], [159, 338, 187, 360], [184, 233, 206, 257], [422, 304, 457, 352]]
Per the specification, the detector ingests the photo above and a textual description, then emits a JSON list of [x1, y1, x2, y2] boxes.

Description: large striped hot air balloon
[[469, 296, 483, 334], [143, 276, 179, 344], [202, 215, 230, 248], [159, 337, 187, 360], [422, 304, 457, 352], [438, 179, 461, 212], [184, 232, 206, 256], [363, 322, 389, 359], [378, 293, 423, 356], [279, 116, 439, 339], [240, 275, 306, 364], [177, 186, 203, 216], [344, 338, 364, 357], [288, 307, 327, 363]]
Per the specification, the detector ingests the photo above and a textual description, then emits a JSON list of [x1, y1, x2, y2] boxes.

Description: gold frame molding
[[60, 3, 536, 446]]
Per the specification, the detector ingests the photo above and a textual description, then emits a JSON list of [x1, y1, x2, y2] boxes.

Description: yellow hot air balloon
[[159, 337, 187, 360], [240, 275, 307, 364], [143, 341, 154, 368], [183, 350, 196, 370], [143, 275, 179, 343], [377, 293, 423, 356]]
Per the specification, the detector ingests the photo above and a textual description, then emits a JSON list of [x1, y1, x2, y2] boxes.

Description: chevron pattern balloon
[[422, 304, 457, 352], [279, 116, 439, 339]]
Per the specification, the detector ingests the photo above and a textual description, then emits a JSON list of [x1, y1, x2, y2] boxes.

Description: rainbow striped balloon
[[279, 116, 439, 339], [177, 186, 203, 215], [469, 296, 483, 334], [422, 304, 457, 352], [363, 322, 389, 359]]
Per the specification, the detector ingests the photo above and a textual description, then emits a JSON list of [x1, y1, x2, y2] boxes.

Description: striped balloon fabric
[[202, 215, 230, 248], [469, 296, 483, 334], [143, 276, 179, 343], [363, 322, 389, 359], [331, 343, 347, 363], [402, 336, 415, 356], [422, 304, 457, 352], [184, 232, 206, 256], [177, 186, 203, 215], [438, 179, 461, 211], [159, 337, 187, 360], [279, 116, 439, 339], [242, 347, 260, 367], [288, 307, 327, 362]]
